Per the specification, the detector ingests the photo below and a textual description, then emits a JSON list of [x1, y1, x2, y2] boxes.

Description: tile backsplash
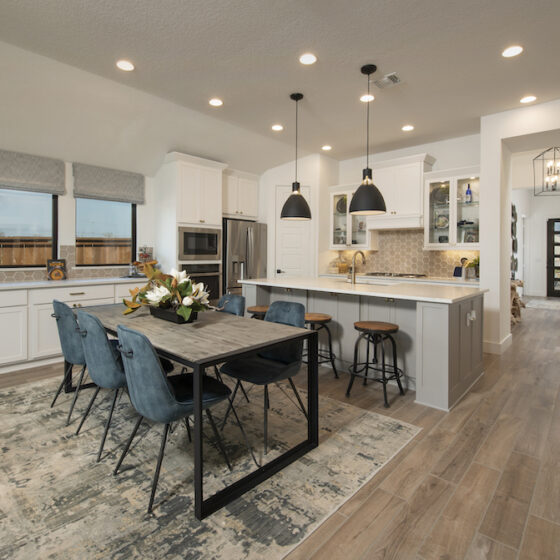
[[0, 245, 139, 283], [338, 230, 479, 278]]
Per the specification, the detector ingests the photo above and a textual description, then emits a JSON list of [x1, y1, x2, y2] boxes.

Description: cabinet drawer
[[0, 290, 27, 307], [115, 282, 147, 300], [29, 284, 114, 305]]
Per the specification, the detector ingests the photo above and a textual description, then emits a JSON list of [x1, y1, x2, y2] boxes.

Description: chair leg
[[185, 417, 192, 442], [51, 362, 73, 408], [346, 335, 362, 397], [226, 395, 260, 468], [75, 385, 101, 435], [148, 423, 170, 514], [114, 415, 143, 475], [288, 378, 308, 419], [66, 365, 86, 426], [97, 388, 120, 462], [388, 334, 405, 395], [205, 409, 232, 471], [381, 337, 389, 408], [264, 385, 269, 455], [220, 380, 241, 429], [324, 324, 339, 378], [363, 333, 371, 386]]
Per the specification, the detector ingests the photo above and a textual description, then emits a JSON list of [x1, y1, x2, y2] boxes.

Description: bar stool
[[346, 321, 405, 407], [303, 313, 339, 378], [247, 305, 269, 319]]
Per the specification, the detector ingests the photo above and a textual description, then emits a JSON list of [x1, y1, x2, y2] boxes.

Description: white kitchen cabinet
[[424, 166, 480, 250], [329, 187, 379, 251], [178, 162, 223, 226], [0, 290, 28, 366], [223, 170, 259, 219]]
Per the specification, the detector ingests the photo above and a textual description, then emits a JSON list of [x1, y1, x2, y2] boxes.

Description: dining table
[[83, 303, 319, 520]]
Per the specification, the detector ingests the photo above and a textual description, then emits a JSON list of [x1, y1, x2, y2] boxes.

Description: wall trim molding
[[483, 332, 513, 355]]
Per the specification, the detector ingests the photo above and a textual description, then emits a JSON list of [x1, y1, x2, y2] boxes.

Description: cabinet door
[[395, 163, 422, 216], [0, 306, 27, 365], [199, 168, 222, 226], [425, 178, 452, 247], [238, 177, 259, 218], [178, 164, 201, 224], [331, 192, 349, 249], [223, 174, 238, 215]]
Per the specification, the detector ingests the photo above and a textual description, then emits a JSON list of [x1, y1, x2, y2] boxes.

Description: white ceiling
[[1, 0, 559, 162]]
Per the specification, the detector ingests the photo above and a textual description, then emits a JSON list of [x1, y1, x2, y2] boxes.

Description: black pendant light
[[349, 64, 387, 215], [281, 93, 312, 220]]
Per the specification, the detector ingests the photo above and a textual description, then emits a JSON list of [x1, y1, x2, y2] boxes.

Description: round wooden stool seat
[[304, 313, 332, 324], [247, 305, 269, 317], [354, 321, 399, 334]]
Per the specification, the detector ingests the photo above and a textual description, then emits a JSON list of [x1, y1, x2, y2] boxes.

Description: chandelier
[[534, 147, 560, 195]]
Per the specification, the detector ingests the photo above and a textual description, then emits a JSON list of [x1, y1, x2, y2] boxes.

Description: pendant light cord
[[295, 98, 298, 183], [366, 74, 370, 170]]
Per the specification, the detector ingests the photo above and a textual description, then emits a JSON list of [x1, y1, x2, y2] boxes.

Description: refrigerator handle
[[246, 226, 252, 278], [240, 261, 244, 280]]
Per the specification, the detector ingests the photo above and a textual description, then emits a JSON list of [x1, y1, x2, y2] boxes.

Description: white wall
[[338, 134, 480, 183], [480, 98, 560, 353]]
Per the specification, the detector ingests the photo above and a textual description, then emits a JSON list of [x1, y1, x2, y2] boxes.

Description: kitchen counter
[[240, 276, 486, 304], [0, 276, 147, 291], [240, 276, 486, 411], [319, 273, 479, 288]]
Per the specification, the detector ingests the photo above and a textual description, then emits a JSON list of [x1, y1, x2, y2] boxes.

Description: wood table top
[[83, 304, 309, 366]]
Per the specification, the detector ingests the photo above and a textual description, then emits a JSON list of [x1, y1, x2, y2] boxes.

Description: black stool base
[[302, 322, 338, 379]]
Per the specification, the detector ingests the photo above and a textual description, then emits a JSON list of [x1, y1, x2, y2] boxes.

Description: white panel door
[[275, 185, 312, 277], [238, 177, 259, 218], [199, 168, 223, 226], [0, 306, 27, 365]]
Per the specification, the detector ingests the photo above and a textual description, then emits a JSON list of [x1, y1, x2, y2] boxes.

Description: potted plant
[[467, 256, 480, 279], [123, 263, 210, 323]]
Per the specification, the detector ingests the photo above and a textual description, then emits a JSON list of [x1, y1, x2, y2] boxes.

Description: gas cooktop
[[365, 272, 427, 278]]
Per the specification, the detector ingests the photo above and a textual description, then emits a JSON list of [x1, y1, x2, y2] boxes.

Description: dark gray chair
[[220, 301, 307, 455], [75, 310, 128, 461], [114, 325, 233, 514], [51, 300, 89, 425]]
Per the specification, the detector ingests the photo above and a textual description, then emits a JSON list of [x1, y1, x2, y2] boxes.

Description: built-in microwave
[[178, 227, 221, 261]]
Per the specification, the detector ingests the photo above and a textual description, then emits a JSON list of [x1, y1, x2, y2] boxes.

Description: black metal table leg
[[193, 363, 204, 520]]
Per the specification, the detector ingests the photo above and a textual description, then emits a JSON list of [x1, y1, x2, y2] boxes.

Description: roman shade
[[73, 163, 145, 204], [0, 149, 65, 195]]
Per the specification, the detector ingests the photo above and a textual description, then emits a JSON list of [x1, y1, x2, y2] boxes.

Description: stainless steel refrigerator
[[223, 218, 267, 295]]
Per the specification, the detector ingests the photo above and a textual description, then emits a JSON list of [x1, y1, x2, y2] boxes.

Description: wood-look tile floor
[[2, 307, 559, 559]]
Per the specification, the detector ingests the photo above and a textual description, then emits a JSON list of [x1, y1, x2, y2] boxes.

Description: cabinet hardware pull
[[385, 297, 395, 302], [69, 292, 85, 296], [199, 219, 205, 223]]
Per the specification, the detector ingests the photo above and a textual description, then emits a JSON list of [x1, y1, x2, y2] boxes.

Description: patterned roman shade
[[73, 163, 145, 204], [0, 149, 65, 195]]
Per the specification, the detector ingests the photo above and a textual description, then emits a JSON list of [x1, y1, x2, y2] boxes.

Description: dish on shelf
[[336, 197, 347, 214], [431, 185, 449, 204], [434, 215, 449, 229], [463, 230, 478, 243]]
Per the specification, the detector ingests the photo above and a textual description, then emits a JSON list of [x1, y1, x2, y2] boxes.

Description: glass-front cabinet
[[424, 167, 480, 250], [330, 188, 373, 250]]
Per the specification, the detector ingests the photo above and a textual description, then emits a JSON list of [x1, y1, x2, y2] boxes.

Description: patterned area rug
[[0, 375, 420, 559], [525, 297, 560, 310]]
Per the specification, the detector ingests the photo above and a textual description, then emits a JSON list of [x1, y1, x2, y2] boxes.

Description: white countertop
[[319, 273, 479, 287], [240, 276, 486, 304], [0, 276, 147, 291]]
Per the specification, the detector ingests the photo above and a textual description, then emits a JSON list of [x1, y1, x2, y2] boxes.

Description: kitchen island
[[240, 277, 487, 410]]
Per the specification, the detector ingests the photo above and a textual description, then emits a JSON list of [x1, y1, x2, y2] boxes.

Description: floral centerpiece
[[123, 263, 211, 323]]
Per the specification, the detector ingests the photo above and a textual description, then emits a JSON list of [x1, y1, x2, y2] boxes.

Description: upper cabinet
[[223, 170, 259, 220], [424, 166, 480, 250], [329, 187, 379, 250], [366, 153, 435, 230]]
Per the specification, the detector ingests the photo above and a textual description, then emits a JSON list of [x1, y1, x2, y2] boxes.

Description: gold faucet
[[350, 250, 366, 285]]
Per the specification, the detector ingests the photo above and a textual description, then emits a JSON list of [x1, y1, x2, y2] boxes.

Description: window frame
[[0, 192, 58, 269], [74, 201, 137, 267]]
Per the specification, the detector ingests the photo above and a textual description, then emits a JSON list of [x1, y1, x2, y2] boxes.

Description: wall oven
[[178, 227, 221, 261], [180, 263, 222, 305]]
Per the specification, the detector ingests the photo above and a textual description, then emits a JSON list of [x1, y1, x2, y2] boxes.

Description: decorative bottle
[[465, 183, 472, 204]]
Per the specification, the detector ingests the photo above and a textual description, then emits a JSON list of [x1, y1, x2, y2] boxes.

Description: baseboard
[[483, 333, 512, 355], [0, 356, 64, 375]]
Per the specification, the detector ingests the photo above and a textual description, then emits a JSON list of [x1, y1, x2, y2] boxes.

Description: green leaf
[[176, 305, 192, 321]]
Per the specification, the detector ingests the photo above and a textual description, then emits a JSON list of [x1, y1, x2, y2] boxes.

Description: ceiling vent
[[373, 72, 401, 89]]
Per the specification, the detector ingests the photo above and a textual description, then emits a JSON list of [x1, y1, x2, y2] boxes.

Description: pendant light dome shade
[[281, 93, 311, 220], [349, 64, 387, 216]]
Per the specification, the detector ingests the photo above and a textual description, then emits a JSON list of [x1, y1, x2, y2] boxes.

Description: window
[[0, 189, 57, 267], [75, 199, 136, 266]]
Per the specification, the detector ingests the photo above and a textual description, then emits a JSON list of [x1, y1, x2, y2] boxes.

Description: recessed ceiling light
[[520, 95, 536, 104], [209, 98, 223, 107], [116, 59, 134, 71], [299, 53, 317, 65], [321, 145, 332, 151], [401, 124, 414, 131], [360, 94, 374, 103], [271, 124, 284, 131], [502, 45, 523, 58]]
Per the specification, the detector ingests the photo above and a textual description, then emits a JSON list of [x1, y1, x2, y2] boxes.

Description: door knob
[[277, 269, 285, 274]]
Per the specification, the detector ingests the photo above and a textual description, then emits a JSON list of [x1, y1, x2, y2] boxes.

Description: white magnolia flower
[[191, 282, 210, 305], [182, 296, 194, 307], [169, 268, 190, 285], [145, 284, 170, 305]]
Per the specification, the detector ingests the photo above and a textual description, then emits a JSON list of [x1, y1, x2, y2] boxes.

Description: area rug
[[0, 375, 420, 560], [525, 297, 560, 310]]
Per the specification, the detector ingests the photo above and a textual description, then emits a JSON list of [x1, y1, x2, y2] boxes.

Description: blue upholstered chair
[[51, 300, 89, 425], [216, 293, 245, 317], [114, 325, 233, 514], [75, 311, 128, 461], [220, 301, 307, 455]]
